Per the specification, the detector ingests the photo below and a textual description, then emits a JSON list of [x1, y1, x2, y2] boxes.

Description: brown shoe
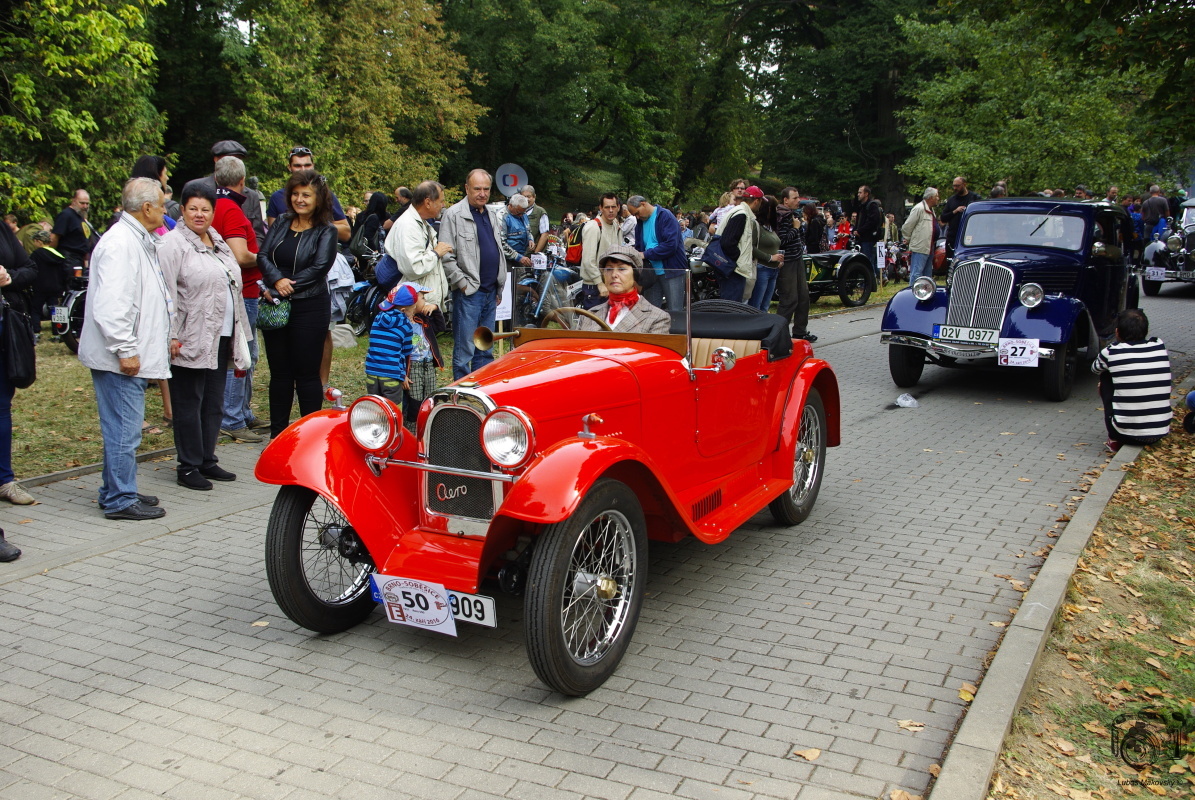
[[0, 481, 35, 505]]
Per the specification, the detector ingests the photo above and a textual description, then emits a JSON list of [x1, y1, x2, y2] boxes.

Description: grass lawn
[[984, 390, 1195, 799]]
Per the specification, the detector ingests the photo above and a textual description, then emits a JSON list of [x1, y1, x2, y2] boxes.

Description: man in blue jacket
[[628, 196, 688, 312]]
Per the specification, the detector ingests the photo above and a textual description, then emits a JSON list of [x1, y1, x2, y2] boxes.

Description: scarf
[[607, 288, 639, 325]]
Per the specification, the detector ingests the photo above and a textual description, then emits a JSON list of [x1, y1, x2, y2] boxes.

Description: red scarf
[[607, 288, 639, 324]]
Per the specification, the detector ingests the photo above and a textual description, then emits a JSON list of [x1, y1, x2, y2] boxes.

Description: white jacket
[[385, 205, 448, 306], [78, 213, 173, 379], [901, 201, 936, 256]]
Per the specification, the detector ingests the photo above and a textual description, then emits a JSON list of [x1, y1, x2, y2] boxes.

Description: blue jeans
[[748, 264, 779, 311], [908, 252, 932, 283], [91, 369, 148, 512], [642, 271, 687, 312], [222, 297, 259, 429], [859, 241, 878, 280], [452, 287, 497, 379], [715, 271, 747, 303]]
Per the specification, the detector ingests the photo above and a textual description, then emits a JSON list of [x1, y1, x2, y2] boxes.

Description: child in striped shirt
[[364, 283, 418, 406], [1091, 308, 1172, 453]]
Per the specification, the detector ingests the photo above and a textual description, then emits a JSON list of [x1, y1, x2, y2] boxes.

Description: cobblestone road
[[1, 285, 1192, 800]]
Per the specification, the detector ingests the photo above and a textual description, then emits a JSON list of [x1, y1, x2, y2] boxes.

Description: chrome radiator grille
[[945, 260, 1015, 330], [425, 406, 495, 520]]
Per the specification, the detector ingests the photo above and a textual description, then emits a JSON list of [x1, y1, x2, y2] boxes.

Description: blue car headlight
[[911, 277, 936, 301], [1018, 283, 1044, 308]]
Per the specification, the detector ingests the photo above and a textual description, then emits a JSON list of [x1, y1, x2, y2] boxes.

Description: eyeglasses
[[289, 146, 313, 157]]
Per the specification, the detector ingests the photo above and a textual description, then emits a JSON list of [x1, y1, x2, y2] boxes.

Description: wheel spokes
[[299, 498, 371, 605], [560, 511, 636, 664]]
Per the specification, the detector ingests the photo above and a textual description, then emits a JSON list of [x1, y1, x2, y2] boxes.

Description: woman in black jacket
[[0, 221, 39, 558], [257, 170, 338, 438], [803, 203, 826, 254], [353, 191, 389, 252]]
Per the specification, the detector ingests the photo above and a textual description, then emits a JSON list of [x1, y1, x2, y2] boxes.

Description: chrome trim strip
[[367, 456, 517, 483], [880, 332, 1055, 360]]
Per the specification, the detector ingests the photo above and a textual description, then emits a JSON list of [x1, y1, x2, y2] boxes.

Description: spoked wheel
[[769, 389, 827, 525], [525, 479, 647, 696], [1042, 330, 1079, 402], [265, 486, 376, 633], [61, 293, 85, 354], [837, 261, 873, 306]]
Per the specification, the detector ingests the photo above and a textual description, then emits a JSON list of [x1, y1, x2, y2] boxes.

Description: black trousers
[[775, 258, 810, 334], [261, 295, 330, 438], [171, 337, 230, 472]]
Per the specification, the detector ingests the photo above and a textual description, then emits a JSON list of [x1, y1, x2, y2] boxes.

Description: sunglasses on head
[[290, 146, 313, 157]]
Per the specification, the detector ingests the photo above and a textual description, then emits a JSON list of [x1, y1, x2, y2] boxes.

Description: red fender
[[773, 360, 840, 479], [254, 409, 422, 570]]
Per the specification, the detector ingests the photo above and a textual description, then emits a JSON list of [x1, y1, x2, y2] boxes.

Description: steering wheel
[[542, 306, 614, 332]]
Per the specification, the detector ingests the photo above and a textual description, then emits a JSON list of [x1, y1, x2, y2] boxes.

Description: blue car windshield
[[960, 212, 1086, 251]]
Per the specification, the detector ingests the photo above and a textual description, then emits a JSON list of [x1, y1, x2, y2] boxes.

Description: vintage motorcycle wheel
[[837, 261, 873, 307], [888, 343, 925, 387], [1041, 330, 1079, 402], [265, 486, 376, 634], [769, 388, 826, 526], [525, 479, 647, 696], [1141, 278, 1162, 297], [60, 291, 86, 354]]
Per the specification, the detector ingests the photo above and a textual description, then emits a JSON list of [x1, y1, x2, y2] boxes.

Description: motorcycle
[[684, 238, 720, 303], [50, 270, 88, 354], [344, 247, 388, 337], [515, 250, 582, 328], [883, 239, 911, 284]]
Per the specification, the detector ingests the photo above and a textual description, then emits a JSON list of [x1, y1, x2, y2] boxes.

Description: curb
[[20, 446, 178, 488], [929, 372, 1195, 800]]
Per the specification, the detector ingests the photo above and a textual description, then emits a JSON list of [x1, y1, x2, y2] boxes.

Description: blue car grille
[[946, 260, 1015, 330], [1020, 270, 1076, 295]]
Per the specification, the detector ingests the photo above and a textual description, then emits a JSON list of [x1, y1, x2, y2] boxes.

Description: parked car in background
[[256, 299, 840, 696], [1141, 198, 1195, 296], [881, 199, 1134, 401]]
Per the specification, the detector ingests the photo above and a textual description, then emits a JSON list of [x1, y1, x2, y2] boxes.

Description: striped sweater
[[1092, 337, 1172, 438], [364, 309, 414, 382]]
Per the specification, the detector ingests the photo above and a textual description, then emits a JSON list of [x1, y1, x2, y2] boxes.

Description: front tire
[[1042, 331, 1079, 402], [837, 261, 873, 307], [888, 343, 925, 387], [1142, 278, 1162, 297], [265, 486, 376, 633], [769, 389, 827, 526], [525, 479, 647, 696]]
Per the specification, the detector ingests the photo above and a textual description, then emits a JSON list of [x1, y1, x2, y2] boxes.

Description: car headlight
[[1167, 234, 1182, 252], [482, 408, 535, 468], [911, 277, 936, 301], [1018, 282, 1044, 308], [349, 396, 403, 453]]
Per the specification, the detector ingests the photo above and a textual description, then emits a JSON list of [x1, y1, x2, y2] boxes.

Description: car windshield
[[1181, 207, 1195, 229], [960, 212, 1086, 251]]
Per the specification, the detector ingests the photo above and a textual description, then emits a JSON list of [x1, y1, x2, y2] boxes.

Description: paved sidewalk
[[0, 288, 1191, 800]]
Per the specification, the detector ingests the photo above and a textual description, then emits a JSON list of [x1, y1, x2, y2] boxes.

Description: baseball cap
[[743, 186, 764, 199], [211, 140, 248, 158], [597, 244, 643, 269], [378, 283, 425, 312]]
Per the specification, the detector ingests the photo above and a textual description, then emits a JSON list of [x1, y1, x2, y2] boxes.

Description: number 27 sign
[[998, 337, 1040, 367]]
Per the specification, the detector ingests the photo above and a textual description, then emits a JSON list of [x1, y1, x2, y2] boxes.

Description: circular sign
[[494, 163, 528, 197]]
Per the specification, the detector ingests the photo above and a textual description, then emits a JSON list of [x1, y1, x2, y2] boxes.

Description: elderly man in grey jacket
[[78, 178, 172, 521], [439, 169, 528, 379]]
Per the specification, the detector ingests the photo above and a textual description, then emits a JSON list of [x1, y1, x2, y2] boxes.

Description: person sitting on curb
[[1091, 308, 1172, 453]]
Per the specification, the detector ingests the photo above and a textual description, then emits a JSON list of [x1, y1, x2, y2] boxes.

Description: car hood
[[953, 248, 1084, 271], [457, 345, 643, 426]]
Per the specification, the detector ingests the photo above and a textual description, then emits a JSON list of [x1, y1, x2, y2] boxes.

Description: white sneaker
[[0, 482, 35, 505]]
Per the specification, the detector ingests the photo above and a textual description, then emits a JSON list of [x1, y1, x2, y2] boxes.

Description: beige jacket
[[580, 217, 621, 286], [159, 225, 252, 371], [901, 201, 936, 255]]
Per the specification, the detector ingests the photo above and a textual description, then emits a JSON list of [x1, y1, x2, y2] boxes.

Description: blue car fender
[[881, 287, 948, 337], [1002, 297, 1088, 347]]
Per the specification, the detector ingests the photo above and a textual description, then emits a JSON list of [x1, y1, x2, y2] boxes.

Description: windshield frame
[[959, 210, 1088, 252]]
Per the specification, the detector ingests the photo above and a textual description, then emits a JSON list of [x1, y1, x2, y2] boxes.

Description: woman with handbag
[[159, 181, 253, 490], [0, 221, 39, 527], [257, 170, 338, 439]]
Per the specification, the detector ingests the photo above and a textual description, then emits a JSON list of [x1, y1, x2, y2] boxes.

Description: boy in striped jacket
[[364, 283, 418, 407], [1091, 309, 1172, 453]]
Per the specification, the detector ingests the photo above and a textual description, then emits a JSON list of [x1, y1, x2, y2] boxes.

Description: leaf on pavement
[[792, 748, 820, 761], [897, 719, 925, 732], [251, 620, 269, 627], [927, 764, 940, 777], [890, 791, 922, 800]]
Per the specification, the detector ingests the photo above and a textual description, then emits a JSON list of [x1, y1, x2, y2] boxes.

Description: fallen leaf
[[890, 791, 922, 800], [1169, 635, 1195, 647], [927, 764, 940, 777], [250, 620, 269, 627], [959, 688, 974, 703], [991, 621, 1007, 627], [1047, 784, 1073, 797], [1052, 738, 1077, 756], [1082, 721, 1109, 738], [897, 719, 925, 732], [1145, 785, 1166, 796], [17, 519, 31, 524], [792, 748, 820, 761], [1115, 679, 1132, 691], [1018, 477, 1033, 482]]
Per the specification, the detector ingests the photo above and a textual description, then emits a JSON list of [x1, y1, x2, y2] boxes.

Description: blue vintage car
[[880, 199, 1134, 401], [1141, 198, 1195, 296]]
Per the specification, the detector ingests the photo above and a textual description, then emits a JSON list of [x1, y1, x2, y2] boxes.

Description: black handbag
[[701, 235, 735, 278], [1, 296, 36, 389]]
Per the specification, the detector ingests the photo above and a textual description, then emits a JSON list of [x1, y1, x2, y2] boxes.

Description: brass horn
[[473, 326, 520, 352]]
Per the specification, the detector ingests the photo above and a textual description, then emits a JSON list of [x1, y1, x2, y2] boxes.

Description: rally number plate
[[933, 324, 997, 344], [51, 306, 69, 324]]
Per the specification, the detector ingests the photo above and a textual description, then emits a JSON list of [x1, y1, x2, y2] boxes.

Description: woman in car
[[577, 244, 672, 335]]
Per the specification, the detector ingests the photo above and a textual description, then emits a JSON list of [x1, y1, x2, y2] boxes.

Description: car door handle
[[757, 373, 772, 381]]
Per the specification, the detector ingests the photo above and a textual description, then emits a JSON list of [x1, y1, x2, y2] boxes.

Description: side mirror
[[711, 347, 737, 372], [1091, 241, 1107, 256]]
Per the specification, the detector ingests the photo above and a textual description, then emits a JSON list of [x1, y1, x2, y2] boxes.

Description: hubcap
[[561, 510, 637, 665], [790, 403, 822, 505], [301, 498, 372, 605]]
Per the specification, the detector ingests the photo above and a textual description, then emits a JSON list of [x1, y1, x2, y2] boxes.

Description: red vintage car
[[255, 303, 840, 696]]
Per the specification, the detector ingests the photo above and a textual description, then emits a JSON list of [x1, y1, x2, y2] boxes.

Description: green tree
[[229, 0, 482, 200], [897, 12, 1150, 194], [0, 0, 165, 216]]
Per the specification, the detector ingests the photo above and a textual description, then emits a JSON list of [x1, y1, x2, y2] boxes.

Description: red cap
[[743, 186, 764, 199]]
